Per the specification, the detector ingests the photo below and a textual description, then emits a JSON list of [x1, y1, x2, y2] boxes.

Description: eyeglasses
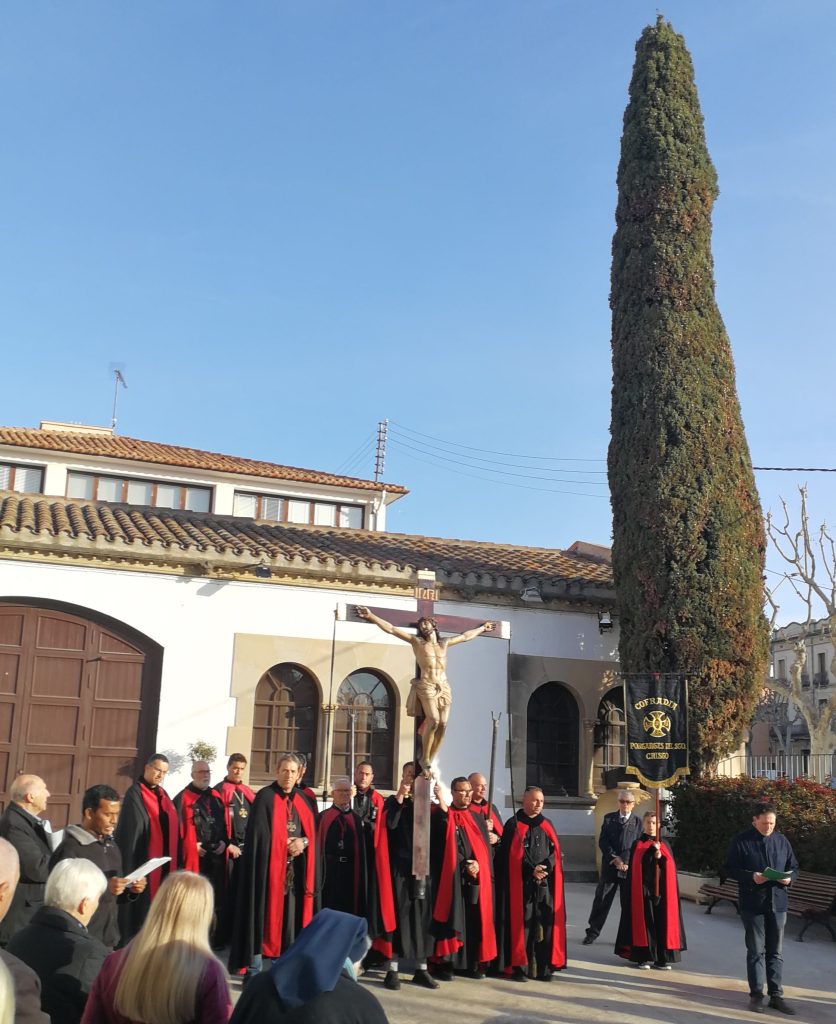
[[618, 799, 634, 804]]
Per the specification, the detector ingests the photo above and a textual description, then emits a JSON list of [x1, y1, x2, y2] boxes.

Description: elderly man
[[8, 859, 109, 1024], [0, 837, 50, 1023], [229, 753, 318, 976], [467, 772, 502, 846], [318, 778, 370, 917], [174, 761, 227, 947], [114, 752, 178, 940], [725, 801, 799, 1016], [498, 786, 566, 982], [50, 784, 146, 950], [583, 788, 643, 944], [0, 774, 52, 945]]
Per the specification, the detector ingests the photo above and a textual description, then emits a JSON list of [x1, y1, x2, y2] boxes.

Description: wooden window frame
[[233, 490, 364, 529], [66, 471, 211, 512], [0, 461, 45, 495]]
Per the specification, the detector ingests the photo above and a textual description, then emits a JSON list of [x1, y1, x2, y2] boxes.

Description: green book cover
[[763, 867, 792, 882]]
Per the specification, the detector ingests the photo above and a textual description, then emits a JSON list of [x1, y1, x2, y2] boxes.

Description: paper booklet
[[762, 867, 793, 881], [123, 856, 171, 883]]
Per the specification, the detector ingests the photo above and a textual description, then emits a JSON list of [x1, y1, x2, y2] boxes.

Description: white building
[[0, 421, 621, 865]]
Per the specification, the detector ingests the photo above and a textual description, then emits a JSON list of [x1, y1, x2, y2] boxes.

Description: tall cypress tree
[[608, 17, 768, 775]]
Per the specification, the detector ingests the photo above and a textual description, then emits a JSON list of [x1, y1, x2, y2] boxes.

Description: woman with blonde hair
[[81, 871, 231, 1024]]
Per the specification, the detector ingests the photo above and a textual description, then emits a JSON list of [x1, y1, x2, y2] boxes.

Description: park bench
[[697, 871, 836, 941]]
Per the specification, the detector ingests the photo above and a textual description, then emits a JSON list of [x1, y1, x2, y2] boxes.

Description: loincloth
[[406, 676, 452, 717]]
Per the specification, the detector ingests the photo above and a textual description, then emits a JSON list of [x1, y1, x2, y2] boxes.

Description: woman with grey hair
[[7, 858, 109, 1024]]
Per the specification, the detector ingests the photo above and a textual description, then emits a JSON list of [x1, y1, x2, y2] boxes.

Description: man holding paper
[[725, 801, 799, 1016], [115, 753, 178, 941]]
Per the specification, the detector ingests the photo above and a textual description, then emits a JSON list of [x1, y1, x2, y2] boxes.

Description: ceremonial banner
[[624, 673, 689, 788]]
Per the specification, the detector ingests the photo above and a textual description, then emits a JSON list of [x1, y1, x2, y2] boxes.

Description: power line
[[390, 436, 609, 486], [393, 443, 608, 498], [388, 426, 607, 476], [754, 466, 836, 473], [390, 419, 605, 464]]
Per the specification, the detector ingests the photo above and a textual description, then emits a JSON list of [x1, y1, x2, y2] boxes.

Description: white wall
[[0, 557, 617, 845]]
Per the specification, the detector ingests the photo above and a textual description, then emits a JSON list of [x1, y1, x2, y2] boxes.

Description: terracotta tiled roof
[[0, 493, 613, 596], [0, 426, 406, 494]]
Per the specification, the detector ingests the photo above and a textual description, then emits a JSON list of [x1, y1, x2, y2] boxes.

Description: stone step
[[563, 866, 598, 883]]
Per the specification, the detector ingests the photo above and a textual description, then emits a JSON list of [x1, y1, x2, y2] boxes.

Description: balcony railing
[[716, 753, 836, 785]]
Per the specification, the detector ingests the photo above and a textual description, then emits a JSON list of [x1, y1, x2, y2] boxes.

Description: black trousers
[[586, 872, 627, 937]]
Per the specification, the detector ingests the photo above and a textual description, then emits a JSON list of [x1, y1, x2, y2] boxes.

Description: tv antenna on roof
[[110, 367, 128, 431]]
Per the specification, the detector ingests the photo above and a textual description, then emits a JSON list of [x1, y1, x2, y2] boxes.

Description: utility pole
[[374, 419, 388, 483]]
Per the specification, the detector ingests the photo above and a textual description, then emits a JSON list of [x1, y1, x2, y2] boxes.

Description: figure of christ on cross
[[355, 605, 494, 774]]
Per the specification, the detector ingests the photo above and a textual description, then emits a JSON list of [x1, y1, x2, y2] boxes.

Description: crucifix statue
[[352, 570, 501, 774]]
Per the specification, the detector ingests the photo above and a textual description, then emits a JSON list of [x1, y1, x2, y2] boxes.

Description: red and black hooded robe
[[431, 807, 497, 967], [371, 794, 432, 961], [615, 834, 685, 965], [214, 778, 256, 851], [173, 784, 227, 873], [228, 783, 318, 970], [318, 805, 370, 916], [498, 810, 567, 971], [114, 779, 178, 942], [470, 798, 504, 839]]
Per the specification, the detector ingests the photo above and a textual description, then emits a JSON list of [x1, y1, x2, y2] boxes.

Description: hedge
[[669, 776, 836, 875]]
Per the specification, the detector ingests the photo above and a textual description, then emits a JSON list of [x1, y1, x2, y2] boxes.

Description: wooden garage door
[[0, 603, 160, 828]]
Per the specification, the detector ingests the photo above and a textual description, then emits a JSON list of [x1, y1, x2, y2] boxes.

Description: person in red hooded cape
[[615, 809, 686, 970], [229, 753, 319, 978], [173, 759, 228, 947], [497, 786, 566, 982], [430, 777, 496, 981], [318, 778, 370, 917], [467, 772, 503, 848], [213, 752, 256, 948], [114, 753, 178, 943]]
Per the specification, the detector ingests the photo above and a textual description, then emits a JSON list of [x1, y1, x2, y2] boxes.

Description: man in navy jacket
[[725, 801, 799, 1016], [583, 789, 643, 944]]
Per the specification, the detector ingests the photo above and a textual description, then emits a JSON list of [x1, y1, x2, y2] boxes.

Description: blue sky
[[1, 1, 834, 623]]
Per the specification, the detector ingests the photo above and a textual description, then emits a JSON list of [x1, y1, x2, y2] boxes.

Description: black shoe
[[748, 995, 766, 1014], [536, 969, 553, 982], [412, 969, 439, 990], [433, 962, 454, 982], [768, 997, 797, 1016], [582, 932, 596, 945], [466, 968, 486, 979], [510, 967, 529, 983], [383, 970, 401, 991]]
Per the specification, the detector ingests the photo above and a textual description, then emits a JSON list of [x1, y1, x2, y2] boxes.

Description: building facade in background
[[0, 421, 620, 864]]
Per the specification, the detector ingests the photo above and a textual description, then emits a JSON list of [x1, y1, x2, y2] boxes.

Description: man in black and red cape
[[615, 808, 685, 970], [468, 772, 503, 848], [353, 760, 384, 834], [318, 778, 370, 916], [174, 760, 228, 946], [430, 776, 496, 981], [114, 752, 178, 942], [229, 753, 318, 978], [213, 752, 255, 948], [372, 761, 438, 992], [497, 785, 566, 982]]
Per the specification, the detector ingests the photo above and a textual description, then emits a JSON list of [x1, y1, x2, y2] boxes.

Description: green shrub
[[670, 776, 836, 875]]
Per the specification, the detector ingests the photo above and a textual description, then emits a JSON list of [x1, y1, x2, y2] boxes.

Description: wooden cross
[[342, 569, 510, 639]]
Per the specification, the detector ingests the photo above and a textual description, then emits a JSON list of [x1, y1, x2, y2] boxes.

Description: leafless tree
[[765, 487, 836, 763]]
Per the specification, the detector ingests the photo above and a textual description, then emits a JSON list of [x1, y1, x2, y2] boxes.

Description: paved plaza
[[348, 882, 835, 1024]]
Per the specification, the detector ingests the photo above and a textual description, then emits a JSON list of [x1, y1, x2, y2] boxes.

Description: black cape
[[230, 971, 389, 1024], [228, 784, 320, 970]]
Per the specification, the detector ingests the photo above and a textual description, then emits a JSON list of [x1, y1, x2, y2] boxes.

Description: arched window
[[251, 663, 319, 783], [332, 670, 394, 788], [526, 682, 579, 797], [594, 687, 626, 784]]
